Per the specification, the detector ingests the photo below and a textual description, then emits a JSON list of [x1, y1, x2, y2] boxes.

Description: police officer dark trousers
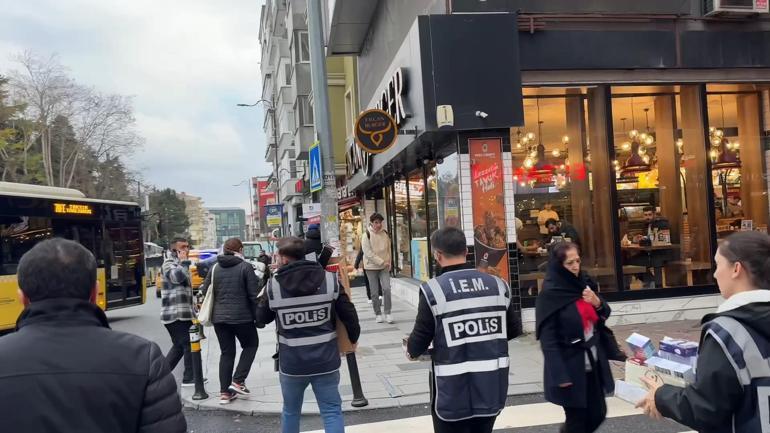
[[406, 228, 518, 433], [255, 237, 360, 433]]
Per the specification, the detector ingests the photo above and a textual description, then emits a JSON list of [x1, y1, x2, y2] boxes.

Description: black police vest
[[420, 268, 511, 422], [268, 272, 340, 376], [703, 316, 770, 433]]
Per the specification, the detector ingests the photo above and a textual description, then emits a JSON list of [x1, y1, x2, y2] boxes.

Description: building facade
[[208, 208, 247, 247], [329, 0, 770, 333], [260, 0, 315, 236], [178, 192, 216, 249]]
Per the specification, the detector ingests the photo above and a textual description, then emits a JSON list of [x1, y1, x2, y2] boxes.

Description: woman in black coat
[[535, 242, 614, 433], [200, 238, 260, 404]]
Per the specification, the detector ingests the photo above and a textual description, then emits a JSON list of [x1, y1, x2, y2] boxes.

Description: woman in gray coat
[[201, 238, 261, 404]]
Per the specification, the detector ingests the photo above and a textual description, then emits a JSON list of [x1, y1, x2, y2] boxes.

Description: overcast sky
[[0, 0, 270, 212]]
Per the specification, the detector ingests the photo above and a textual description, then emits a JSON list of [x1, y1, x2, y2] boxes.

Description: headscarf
[[535, 254, 598, 339]]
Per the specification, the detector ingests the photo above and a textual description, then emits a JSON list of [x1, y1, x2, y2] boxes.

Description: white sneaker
[[386, 314, 394, 324], [375, 315, 383, 323], [367, 299, 372, 304]]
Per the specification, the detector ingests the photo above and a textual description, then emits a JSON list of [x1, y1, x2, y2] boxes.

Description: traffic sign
[[354, 109, 397, 154], [309, 141, 322, 193]]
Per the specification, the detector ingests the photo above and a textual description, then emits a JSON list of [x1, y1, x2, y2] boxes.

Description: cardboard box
[[615, 379, 648, 405], [624, 359, 663, 387], [657, 350, 698, 370], [659, 337, 699, 358], [626, 333, 656, 360]]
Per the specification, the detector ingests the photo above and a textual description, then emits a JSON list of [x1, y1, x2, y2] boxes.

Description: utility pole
[[307, 0, 339, 249]]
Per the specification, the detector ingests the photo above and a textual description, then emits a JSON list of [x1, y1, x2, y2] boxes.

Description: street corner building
[[327, 0, 770, 336]]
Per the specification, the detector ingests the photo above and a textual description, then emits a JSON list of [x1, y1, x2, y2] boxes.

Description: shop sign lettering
[[346, 140, 372, 177], [373, 68, 408, 128]]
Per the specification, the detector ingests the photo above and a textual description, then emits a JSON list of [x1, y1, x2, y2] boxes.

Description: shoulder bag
[[197, 264, 217, 326]]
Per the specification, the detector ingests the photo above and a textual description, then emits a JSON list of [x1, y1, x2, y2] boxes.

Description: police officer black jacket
[[255, 259, 360, 375], [0, 298, 186, 433], [655, 290, 770, 433]]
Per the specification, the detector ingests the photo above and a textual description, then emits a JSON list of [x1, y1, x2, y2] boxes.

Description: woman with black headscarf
[[535, 242, 615, 433]]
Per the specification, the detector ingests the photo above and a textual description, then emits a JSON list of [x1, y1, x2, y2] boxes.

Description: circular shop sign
[[354, 109, 398, 154]]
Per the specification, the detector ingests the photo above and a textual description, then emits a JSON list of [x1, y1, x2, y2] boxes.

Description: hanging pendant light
[[710, 95, 741, 171], [620, 98, 651, 176]]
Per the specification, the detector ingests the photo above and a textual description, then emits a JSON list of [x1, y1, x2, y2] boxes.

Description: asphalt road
[[109, 288, 690, 433]]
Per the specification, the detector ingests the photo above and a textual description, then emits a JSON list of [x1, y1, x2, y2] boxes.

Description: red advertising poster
[[256, 180, 276, 219], [469, 138, 510, 282]]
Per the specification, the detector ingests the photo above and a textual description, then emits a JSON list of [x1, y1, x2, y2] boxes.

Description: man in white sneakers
[[361, 213, 393, 323]]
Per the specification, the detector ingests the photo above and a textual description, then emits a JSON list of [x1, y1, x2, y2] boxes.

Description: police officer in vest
[[255, 236, 360, 433], [637, 231, 770, 433], [406, 227, 518, 433]]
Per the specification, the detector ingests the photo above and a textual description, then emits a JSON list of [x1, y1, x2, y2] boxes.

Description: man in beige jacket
[[361, 213, 393, 323]]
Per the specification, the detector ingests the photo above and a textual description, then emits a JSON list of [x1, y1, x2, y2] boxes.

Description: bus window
[[0, 216, 53, 276]]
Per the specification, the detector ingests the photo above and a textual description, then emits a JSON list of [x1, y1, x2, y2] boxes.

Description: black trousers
[[562, 371, 607, 433], [431, 412, 496, 433], [363, 272, 371, 299], [164, 320, 193, 381], [214, 323, 259, 392]]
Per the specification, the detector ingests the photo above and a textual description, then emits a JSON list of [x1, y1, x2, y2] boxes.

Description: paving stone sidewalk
[[181, 284, 702, 415]]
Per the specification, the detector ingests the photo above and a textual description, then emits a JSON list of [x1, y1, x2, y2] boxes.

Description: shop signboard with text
[[469, 137, 509, 282]]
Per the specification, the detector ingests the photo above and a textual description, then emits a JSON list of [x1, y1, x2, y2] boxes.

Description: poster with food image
[[469, 138, 510, 282]]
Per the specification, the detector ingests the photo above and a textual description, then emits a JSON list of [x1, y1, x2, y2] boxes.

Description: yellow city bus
[[0, 182, 146, 331]]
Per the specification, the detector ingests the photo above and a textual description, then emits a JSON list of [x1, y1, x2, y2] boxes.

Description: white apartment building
[[259, 0, 316, 236]]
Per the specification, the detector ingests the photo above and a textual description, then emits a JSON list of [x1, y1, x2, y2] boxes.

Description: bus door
[[102, 222, 144, 308]]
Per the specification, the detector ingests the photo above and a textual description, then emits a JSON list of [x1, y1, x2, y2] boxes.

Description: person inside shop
[[634, 206, 670, 244], [545, 218, 581, 249], [625, 206, 671, 289], [637, 231, 770, 432], [538, 201, 560, 235], [725, 194, 744, 218]]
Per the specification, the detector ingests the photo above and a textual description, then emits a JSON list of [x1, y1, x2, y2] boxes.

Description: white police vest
[[420, 268, 511, 422], [268, 272, 340, 376], [704, 316, 770, 433]]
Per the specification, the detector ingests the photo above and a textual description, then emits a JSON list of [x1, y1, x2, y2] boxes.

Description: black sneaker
[[229, 381, 251, 395], [181, 378, 208, 387], [219, 390, 238, 405]]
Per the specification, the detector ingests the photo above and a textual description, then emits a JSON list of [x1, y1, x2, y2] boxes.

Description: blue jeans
[[279, 370, 344, 433]]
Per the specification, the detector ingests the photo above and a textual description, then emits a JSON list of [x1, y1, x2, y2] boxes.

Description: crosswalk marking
[[302, 398, 695, 432]]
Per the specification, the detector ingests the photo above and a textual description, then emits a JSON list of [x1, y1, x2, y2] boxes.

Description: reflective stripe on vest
[[268, 272, 338, 308], [434, 356, 510, 377], [278, 331, 337, 347], [704, 316, 770, 433], [423, 273, 510, 316]]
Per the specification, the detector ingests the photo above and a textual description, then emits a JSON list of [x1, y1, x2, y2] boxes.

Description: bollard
[[188, 321, 209, 400], [345, 352, 368, 407]]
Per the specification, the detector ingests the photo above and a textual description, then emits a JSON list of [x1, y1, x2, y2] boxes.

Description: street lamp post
[[233, 179, 256, 241], [237, 99, 285, 235]]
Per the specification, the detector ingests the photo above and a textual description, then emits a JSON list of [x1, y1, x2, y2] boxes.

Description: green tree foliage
[[149, 188, 190, 247]]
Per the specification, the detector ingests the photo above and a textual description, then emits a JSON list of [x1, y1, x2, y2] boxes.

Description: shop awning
[[327, 0, 379, 55]]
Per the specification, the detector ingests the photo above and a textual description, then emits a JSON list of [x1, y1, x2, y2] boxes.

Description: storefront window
[[393, 179, 411, 277], [408, 170, 429, 281], [513, 88, 619, 296], [430, 153, 462, 231], [611, 85, 714, 290], [707, 85, 769, 241]]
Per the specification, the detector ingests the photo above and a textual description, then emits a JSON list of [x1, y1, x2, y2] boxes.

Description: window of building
[[408, 169, 429, 281], [284, 63, 292, 86], [393, 178, 411, 277], [344, 89, 353, 138], [298, 95, 314, 126], [707, 84, 769, 239], [294, 31, 310, 63], [611, 85, 715, 290], [513, 88, 619, 296]]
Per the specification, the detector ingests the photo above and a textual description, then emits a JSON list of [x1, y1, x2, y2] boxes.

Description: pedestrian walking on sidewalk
[[361, 213, 393, 323], [0, 238, 186, 433], [637, 231, 770, 433], [405, 227, 516, 433], [200, 237, 261, 405], [160, 237, 197, 386], [535, 242, 614, 433], [256, 236, 360, 433]]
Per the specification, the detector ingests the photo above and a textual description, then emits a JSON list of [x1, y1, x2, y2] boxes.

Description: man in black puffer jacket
[[0, 238, 186, 433], [200, 238, 261, 404]]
